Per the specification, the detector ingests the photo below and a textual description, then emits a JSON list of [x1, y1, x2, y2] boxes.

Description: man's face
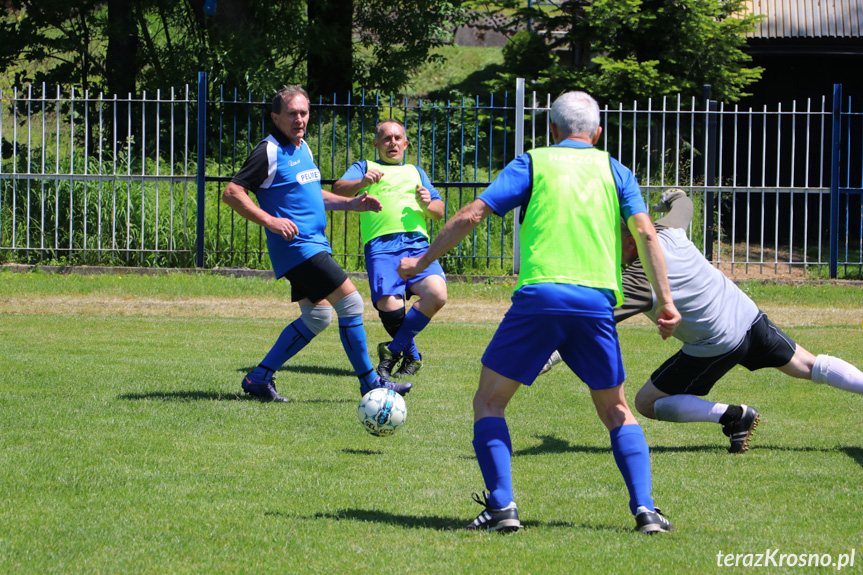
[[621, 235, 639, 268], [271, 95, 309, 146], [373, 122, 409, 165]]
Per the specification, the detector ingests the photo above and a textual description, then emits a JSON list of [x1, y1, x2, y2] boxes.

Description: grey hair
[[272, 85, 310, 114], [550, 91, 601, 139]]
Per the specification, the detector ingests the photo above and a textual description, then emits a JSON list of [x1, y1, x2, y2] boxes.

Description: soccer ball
[[358, 388, 407, 437]]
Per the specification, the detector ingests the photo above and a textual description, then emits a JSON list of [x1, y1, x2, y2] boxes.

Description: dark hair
[[272, 85, 310, 114]]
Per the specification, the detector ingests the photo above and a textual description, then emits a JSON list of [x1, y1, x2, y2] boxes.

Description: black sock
[[378, 307, 405, 339], [719, 405, 743, 425]]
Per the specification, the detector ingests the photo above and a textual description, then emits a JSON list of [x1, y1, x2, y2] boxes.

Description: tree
[[306, 0, 354, 98], [351, 0, 471, 96], [488, 0, 763, 104], [4, 1, 471, 99]]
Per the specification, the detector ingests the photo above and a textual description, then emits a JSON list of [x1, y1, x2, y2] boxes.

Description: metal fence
[[1, 74, 861, 278]]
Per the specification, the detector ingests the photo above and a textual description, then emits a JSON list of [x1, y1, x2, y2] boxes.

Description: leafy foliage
[[2, 0, 471, 99], [353, 0, 471, 95], [483, 0, 763, 104]]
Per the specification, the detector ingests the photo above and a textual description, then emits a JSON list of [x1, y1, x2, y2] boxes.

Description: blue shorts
[[366, 247, 446, 306], [481, 311, 626, 389]]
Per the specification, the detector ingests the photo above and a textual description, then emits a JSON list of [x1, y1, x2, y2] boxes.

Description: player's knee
[[300, 305, 332, 335], [633, 387, 657, 419], [634, 393, 656, 419], [472, 389, 506, 419], [333, 290, 364, 318], [425, 291, 447, 314]]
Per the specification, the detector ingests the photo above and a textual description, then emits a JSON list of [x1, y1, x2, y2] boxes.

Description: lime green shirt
[[519, 147, 623, 306], [359, 161, 429, 245]]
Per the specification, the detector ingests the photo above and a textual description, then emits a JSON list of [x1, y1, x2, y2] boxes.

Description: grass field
[[2, 270, 863, 574]]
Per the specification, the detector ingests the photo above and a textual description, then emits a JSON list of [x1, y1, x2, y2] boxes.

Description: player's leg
[[325, 278, 412, 397], [466, 366, 522, 532], [560, 315, 673, 533], [644, 346, 759, 453], [465, 310, 556, 532], [367, 251, 411, 379], [377, 259, 447, 378], [390, 273, 447, 377], [242, 254, 343, 402], [777, 343, 863, 394], [591, 385, 674, 534], [374, 295, 408, 378]]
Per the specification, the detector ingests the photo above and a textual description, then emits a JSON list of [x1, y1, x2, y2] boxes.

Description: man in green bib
[[333, 120, 447, 380], [399, 91, 681, 533]]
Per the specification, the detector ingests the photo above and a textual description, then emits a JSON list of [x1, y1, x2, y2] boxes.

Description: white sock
[[654, 395, 728, 423], [812, 355, 863, 395]]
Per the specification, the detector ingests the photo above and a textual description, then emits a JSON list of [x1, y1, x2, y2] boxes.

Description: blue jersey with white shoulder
[[231, 130, 331, 277]]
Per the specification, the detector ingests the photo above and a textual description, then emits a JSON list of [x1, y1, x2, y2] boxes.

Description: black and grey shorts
[[650, 312, 797, 396], [283, 251, 349, 303]]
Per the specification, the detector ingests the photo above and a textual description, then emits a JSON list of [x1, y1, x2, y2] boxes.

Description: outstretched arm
[[399, 199, 493, 278], [322, 190, 382, 213], [654, 190, 693, 230], [627, 212, 680, 339], [331, 167, 385, 197]]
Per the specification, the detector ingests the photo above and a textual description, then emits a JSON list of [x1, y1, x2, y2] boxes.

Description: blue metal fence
[[0, 75, 860, 278]]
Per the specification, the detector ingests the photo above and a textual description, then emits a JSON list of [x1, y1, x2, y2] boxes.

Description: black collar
[[270, 125, 298, 147]]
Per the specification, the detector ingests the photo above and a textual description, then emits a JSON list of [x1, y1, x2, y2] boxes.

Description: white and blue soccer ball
[[358, 388, 407, 437]]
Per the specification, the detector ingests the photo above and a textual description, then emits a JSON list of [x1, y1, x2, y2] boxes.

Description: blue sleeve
[[477, 153, 532, 216], [611, 157, 647, 221], [416, 166, 442, 201], [337, 160, 367, 182]]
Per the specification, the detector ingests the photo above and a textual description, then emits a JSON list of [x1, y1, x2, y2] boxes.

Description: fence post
[[513, 78, 525, 275], [829, 83, 841, 279], [196, 72, 207, 268], [704, 98, 718, 262]]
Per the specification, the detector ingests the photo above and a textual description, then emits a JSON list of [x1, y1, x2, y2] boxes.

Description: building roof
[[744, 0, 862, 38]]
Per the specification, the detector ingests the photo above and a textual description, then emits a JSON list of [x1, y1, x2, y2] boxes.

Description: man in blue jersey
[[222, 85, 412, 402], [399, 91, 682, 534], [332, 120, 447, 380]]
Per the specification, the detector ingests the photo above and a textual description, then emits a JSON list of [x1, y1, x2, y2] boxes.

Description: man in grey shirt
[[544, 189, 863, 453]]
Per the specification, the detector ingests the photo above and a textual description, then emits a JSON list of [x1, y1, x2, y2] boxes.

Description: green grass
[[2, 271, 863, 573], [402, 45, 505, 99]]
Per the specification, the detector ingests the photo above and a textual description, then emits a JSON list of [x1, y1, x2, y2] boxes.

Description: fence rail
[[1, 75, 860, 278]]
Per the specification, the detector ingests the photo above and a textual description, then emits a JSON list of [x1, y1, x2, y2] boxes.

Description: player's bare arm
[[331, 168, 385, 197], [322, 190, 382, 213], [627, 212, 680, 339], [222, 181, 299, 240], [399, 198, 492, 279], [417, 187, 445, 220]]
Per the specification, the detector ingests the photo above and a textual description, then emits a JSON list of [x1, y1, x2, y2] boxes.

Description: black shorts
[[283, 251, 349, 303], [650, 312, 797, 396]]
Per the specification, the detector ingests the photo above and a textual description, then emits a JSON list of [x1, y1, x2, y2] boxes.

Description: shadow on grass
[[342, 448, 386, 456], [512, 434, 843, 457], [237, 364, 356, 377], [512, 434, 724, 457], [268, 508, 617, 532], [119, 390, 354, 404], [841, 447, 863, 470]]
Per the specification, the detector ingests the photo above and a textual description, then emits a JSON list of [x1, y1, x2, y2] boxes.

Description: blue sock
[[609, 424, 655, 515], [405, 340, 420, 359], [338, 315, 378, 387], [388, 306, 431, 354], [472, 417, 515, 510], [257, 318, 316, 375]]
